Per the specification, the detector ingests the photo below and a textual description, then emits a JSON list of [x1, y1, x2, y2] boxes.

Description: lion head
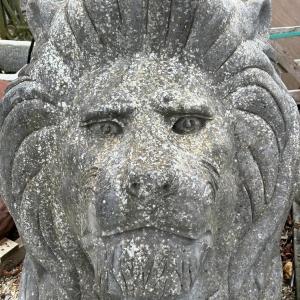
[[0, 0, 299, 299]]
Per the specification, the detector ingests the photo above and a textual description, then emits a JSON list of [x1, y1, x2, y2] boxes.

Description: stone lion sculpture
[[0, 0, 300, 299]]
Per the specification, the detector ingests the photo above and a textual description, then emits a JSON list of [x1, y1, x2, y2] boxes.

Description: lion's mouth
[[100, 225, 212, 243], [84, 227, 213, 298], [99, 213, 212, 242]]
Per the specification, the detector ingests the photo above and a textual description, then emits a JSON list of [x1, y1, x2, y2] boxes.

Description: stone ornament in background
[[1, 0, 300, 299]]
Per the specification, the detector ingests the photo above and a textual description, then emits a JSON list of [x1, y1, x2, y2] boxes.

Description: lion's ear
[[246, 0, 271, 37], [25, 0, 62, 41]]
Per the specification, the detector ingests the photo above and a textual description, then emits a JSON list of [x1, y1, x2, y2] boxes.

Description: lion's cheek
[[173, 119, 235, 173]]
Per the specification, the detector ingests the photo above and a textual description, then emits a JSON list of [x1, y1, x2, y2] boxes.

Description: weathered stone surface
[[1, 1, 300, 299]]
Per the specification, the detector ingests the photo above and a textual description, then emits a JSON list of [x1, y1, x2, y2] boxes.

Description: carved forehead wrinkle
[[76, 57, 214, 110], [119, 56, 211, 92]]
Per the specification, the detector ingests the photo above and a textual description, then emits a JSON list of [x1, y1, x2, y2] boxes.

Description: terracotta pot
[[0, 199, 14, 240], [0, 80, 10, 99], [0, 81, 15, 240]]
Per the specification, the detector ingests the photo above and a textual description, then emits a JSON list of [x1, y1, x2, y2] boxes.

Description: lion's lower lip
[[100, 226, 212, 243]]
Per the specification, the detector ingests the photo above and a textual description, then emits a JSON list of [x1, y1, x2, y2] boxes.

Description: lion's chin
[[83, 228, 212, 299]]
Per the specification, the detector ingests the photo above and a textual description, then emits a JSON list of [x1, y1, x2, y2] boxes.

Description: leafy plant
[[0, 0, 31, 40]]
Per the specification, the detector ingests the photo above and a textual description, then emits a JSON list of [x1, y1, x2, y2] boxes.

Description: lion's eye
[[86, 120, 123, 136], [172, 116, 206, 135]]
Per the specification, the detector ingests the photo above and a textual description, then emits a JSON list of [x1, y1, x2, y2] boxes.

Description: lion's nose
[[126, 171, 174, 198]]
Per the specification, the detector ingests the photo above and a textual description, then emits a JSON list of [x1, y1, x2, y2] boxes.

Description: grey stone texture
[[1, 0, 300, 299]]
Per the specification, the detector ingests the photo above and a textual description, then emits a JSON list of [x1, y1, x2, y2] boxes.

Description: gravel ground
[[282, 286, 295, 300], [0, 266, 21, 300], [281, 211, 296, 300]]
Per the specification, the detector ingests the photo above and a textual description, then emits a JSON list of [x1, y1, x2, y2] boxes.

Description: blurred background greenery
[[0, 0, 31, 40]]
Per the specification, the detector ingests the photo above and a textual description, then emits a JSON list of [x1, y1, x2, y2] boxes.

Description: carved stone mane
[[0, 1, 299, 299]]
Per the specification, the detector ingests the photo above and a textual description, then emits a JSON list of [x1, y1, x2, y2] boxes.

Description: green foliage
[[0, 0, 31, 40]]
